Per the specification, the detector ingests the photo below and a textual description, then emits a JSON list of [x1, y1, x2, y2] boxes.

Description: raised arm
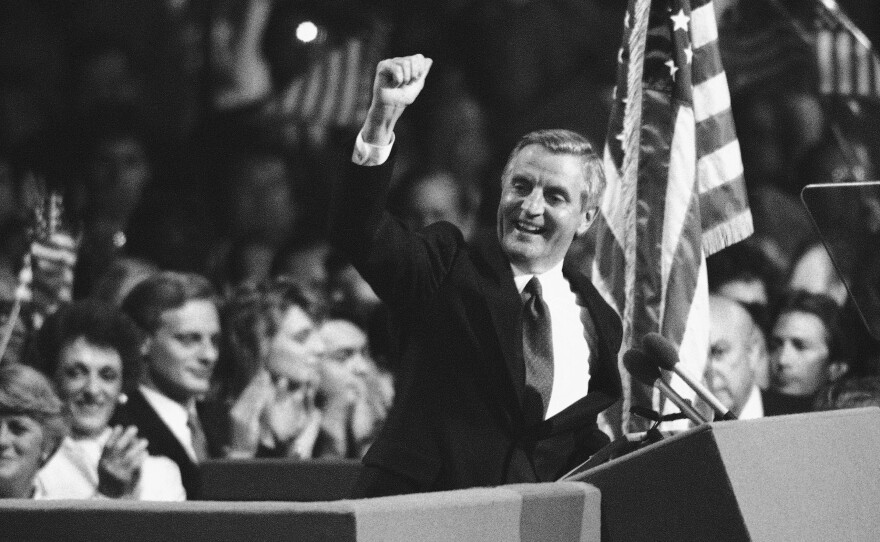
[[331, 54, 464, 312], [360, 55, 433, 146]]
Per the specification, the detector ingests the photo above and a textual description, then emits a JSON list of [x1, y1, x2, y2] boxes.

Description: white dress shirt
[[34, 428, 186, 501], [140, 385, 200, 462], [352, 131, 394, 166], [513, 263, 593, 418], [738, 385, 764, 420]]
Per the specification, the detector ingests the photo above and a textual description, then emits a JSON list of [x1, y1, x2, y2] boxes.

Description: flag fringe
[[701, 209, 753, 256]]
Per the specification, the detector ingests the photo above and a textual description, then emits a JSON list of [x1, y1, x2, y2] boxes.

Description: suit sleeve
[[328, 145, 464, 312]]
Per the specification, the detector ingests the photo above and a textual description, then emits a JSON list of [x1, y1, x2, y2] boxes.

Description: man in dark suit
[[114, 271, 222, 499], [330, 55, 622, 497]]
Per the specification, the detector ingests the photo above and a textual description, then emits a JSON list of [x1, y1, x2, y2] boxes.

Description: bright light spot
[[296, 21, 319, 43]]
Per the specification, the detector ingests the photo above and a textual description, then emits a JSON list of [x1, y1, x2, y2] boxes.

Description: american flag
[[279, 23, 390, 142], [815, 0, 880, 101], [592, 0, 753, 432]]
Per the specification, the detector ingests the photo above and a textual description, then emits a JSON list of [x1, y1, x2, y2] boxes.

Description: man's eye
[[175, 333, 200, 346], [511, 179, 530, 194], [290, 329, 311, 344], [100, 368, 120, 382], [545, 190, 568, 205], [9, 420, 28, 436], [64, 366, 85, 379]]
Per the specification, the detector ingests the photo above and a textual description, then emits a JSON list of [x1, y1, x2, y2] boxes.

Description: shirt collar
[[139, 384, 192, 426], [512, 259, 566, 294], [739, 385, 764, 420]]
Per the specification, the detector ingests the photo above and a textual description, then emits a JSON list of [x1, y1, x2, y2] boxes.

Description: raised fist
[[371, 54, 433, 110]]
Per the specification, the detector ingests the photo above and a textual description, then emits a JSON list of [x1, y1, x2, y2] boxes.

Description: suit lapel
[[126, 389, 194, 470], [563, 263, 623, 401], [473, 235, 526, 405]]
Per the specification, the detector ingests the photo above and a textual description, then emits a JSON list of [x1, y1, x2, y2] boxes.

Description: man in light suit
[[330, 55, 622, 497]]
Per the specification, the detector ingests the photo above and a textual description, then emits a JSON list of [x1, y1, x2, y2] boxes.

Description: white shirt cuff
[[352, 130, 394, 166]]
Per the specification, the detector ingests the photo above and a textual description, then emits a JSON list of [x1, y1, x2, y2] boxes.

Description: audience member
[[704, 295, 767, 419], [318, 319, 393, 458], [0, 363, 66, 499], [763, 290, 850, 415], [29, 300, 185, 500], [218, 279, 324, 459], [814, 375, 880, 411], [708, 239, 781, 314], [115, 271, 221, 499], [219, 233, 278, 294], [90, 257, 159, 307], [274, 237, 331, 305], [0, 302, 30, 367], [72, 105, 161, 297], [787, 241, 850, 307], [390, 169, 480, 242]]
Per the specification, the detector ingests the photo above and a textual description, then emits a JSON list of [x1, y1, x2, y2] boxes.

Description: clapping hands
[[97, 425, 149, 499]]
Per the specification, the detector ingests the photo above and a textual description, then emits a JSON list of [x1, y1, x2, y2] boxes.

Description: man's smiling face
[[497, 144, 594, 274]]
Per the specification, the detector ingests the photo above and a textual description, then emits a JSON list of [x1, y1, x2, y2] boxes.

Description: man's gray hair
[[502, 129, 606, 210]]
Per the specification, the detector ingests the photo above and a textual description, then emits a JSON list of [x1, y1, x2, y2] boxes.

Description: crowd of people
[[2, 0, 880, 501]]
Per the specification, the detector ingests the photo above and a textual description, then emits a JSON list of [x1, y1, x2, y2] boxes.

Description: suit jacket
[[329, 148, 622, 495], [111, 389, 216, 499]]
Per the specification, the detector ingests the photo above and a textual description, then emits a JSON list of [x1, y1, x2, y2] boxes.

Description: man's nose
[[775, 343, 796, 368], [522, 190, 544, 215], [85, 373, 101, 396], [0, 422, 11, 446], [305, 334, 324, 359], [199, 337, 219, 363]]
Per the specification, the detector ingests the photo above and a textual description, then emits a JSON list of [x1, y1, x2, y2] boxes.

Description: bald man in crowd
[[704, 295, 767, 419]]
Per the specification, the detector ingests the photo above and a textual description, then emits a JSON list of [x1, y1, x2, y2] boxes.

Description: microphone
[[642, 332, 737, 421], [622, 349, 708, 426]]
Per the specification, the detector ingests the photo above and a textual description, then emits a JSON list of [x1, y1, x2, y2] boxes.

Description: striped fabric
[[593, 0, 753, 432], [815, 0, 880, 100], [279, 24, 389, 138]]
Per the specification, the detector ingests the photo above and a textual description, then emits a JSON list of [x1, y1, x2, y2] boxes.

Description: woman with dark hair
[[29, 299, 185, 500], [0, 364, 66, 498]]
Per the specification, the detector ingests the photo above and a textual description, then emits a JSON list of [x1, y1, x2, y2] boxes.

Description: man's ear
[[745, 327, 765, 370], [577, 207, 598, 237], [140, 337, 152, 358], [827, 360, 849, 383]]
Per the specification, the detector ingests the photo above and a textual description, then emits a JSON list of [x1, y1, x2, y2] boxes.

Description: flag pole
[[0, 258, 27, 365]]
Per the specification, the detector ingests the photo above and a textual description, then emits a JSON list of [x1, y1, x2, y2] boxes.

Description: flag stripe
[[593, 211, 628, 313], [695, 108, 738, 159], [690, 3, 717, 50], [692, 41, 723, 86], [699, 177, 750, 231], [631, 89, 675, 343], [697, 139, 744, 193], [693, 72, 732, 123], [873, 50, 879, 96], [661, 106, 697, 311], [660, 190, 702, 346], [818, 30, 835, 94], [337, 39, 363, 125]]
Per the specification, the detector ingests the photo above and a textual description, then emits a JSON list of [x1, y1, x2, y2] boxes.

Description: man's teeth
[[517, 222, 542, 233]]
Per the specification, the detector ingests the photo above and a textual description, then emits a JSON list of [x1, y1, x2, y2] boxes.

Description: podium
[[569, 407, 880, 541]]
